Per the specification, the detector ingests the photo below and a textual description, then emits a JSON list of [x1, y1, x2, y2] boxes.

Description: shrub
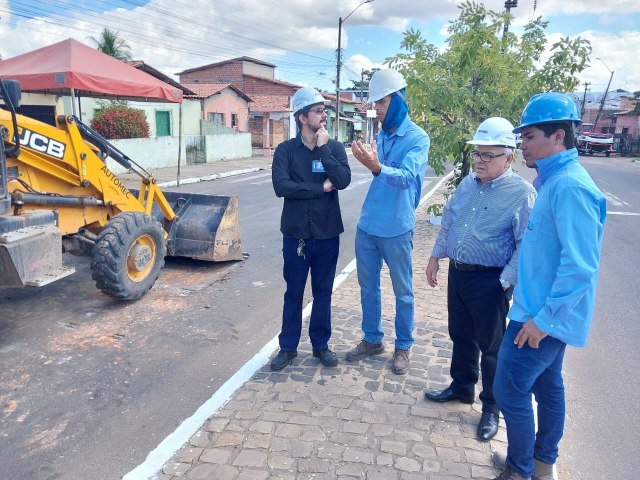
[[91, 102, 150, 139]]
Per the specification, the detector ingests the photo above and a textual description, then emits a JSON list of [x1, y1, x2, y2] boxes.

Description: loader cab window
[[155, 111, 171, 137], [15, 105, 56, 127]]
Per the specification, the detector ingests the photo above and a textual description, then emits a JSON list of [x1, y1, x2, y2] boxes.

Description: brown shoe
[[345, 339, 384, 361], [494, 467, 530, 480], [392, 348, 410, 375]]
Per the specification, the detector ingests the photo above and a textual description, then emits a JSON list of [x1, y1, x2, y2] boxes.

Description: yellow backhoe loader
[[0, 79, 242, 300]]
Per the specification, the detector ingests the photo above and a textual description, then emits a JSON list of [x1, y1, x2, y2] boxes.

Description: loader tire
[[91, 212, 167, 301]]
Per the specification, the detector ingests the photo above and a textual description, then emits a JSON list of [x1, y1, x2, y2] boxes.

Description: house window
[[231, 113, 239, 128], [208, 112, 224, 124], [155, 111, 171, 136]]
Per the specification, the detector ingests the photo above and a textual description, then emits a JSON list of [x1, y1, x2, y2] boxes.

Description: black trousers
[[447, 263, 510, 414]]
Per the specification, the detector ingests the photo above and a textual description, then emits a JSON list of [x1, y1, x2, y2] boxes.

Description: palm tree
[[91, 28, 132, 61]]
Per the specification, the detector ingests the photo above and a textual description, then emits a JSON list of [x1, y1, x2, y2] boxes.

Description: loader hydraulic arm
[[74, 118, 133, 171], [1, 79, 22, 215]]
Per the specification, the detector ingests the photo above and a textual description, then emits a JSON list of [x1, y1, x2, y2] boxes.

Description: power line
[[7, 0, 337, 65]]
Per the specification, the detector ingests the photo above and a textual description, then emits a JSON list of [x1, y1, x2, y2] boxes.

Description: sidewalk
[[118, 150, 275, 189], [137, 178, 508, 480]]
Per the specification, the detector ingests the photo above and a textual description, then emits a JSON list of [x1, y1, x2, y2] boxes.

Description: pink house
[[611, 109, 639, 140], [183, 83, 252, 132], [178, 58, 300, 153]]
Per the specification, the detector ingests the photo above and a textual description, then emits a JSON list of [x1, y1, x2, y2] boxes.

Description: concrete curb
[[157, 167, 265, 188]]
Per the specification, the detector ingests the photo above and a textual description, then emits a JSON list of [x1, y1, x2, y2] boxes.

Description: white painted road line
[[123, 171, 453, 480], [344, 178, 372, 191], [601, 190, 630, 207], [227, 172, 271, 183]]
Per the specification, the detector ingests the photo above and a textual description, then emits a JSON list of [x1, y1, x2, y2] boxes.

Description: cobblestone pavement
[[153, 187, 508, 480]]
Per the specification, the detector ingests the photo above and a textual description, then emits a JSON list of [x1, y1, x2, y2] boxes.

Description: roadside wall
[[107, 132, 251, 174], [204, 132, 252, 161]]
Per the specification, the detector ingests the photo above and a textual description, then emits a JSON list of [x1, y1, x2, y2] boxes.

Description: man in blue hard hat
[[271, 87, 351, 371], [492, 93, 607, 480], [346, 69, 430, 375]]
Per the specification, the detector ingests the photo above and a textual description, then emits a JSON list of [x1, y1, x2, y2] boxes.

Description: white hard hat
[[466, 117, 517, 148], [292, 87, 329, 114], [367, 69, 407, 103]]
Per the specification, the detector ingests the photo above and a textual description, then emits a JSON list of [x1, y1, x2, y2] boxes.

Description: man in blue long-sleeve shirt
[[493, 93, 606, 480], [271, 87, 351, 371], [346, 69, 430, 375], [423, 117, 536, 442]]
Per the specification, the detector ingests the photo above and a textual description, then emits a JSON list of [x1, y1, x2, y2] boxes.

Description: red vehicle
[[576, 133, 615, 157]]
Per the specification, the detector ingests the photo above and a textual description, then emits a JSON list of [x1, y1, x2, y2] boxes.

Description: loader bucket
[[134, 190, 243, 262]]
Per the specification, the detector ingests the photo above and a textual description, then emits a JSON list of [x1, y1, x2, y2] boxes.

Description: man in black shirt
[[271, 87, 351, 371]]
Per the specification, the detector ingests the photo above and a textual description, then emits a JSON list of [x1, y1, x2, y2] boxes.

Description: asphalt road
[[0, 156, 451, 480], [559, 155, 640, 480]]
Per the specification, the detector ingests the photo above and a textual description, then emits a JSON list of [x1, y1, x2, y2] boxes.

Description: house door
[[155, 111, 171, 136], [185, 135, 205, 165]]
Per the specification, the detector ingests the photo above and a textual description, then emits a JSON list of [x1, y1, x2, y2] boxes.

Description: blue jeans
[[494, 321, 567, 477], [355, 227, 414, 350], [279, 235, 339, 352]]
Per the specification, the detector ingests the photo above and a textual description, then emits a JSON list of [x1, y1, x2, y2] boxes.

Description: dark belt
[[451, 260, 501, 272]]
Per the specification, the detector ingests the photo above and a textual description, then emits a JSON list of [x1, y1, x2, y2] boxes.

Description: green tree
[[349, 68, 380, 90], [387, 1, 591, 195], [91, 28, 132, 61]]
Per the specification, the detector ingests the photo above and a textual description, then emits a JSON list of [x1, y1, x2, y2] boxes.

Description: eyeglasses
[[471, 150, 506, 163], [309, 107, 326, 114]]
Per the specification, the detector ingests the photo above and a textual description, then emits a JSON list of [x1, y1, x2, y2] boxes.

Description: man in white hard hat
[[423, 117, 536, 442], [271, 87, 351, 371], [346, 69, 430, 375]]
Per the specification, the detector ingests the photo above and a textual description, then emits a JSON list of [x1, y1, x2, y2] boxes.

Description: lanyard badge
[[312, 159, 325, 173]]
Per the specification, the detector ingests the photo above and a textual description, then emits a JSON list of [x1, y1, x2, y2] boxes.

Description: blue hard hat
[[513, 92, 582, 133]]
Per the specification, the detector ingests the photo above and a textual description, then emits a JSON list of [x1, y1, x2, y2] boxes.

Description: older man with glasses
[[423, 117, 536, 442]]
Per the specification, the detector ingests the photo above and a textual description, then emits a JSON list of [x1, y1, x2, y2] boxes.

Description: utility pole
[[580, 81, 590, 120], [335, 18, 343, 141], [593, 58, 614, 133], [501, 0, 518, 50], [335, 0, 374, 141]]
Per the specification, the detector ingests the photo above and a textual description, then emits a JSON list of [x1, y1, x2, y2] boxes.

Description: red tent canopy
[[0, 38, 182, 103]]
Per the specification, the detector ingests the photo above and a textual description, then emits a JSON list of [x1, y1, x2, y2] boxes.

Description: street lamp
[[335, 0, 374, 141], [593, 57, 614, 133]]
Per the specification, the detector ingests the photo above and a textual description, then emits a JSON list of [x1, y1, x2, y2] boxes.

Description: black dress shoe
[[313, 348, 338, 367], [477, 411, 500, 441], [270, 350, 297, 371], [424, 387, 474, 404]]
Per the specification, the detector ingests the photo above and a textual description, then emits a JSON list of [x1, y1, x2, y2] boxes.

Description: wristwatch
[[499, 277, 511, 290]]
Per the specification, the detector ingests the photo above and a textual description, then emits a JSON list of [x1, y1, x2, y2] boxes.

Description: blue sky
[[1, 0, 639, 95]]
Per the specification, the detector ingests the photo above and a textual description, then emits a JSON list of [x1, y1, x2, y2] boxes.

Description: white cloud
[[532, 0, 640, 17], [0, 0, 638, 93], [344, 53, 384, 75], [577, 30, 640, 92]]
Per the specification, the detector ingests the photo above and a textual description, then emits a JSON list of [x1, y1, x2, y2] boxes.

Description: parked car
[[576, 133, 615, 157]]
